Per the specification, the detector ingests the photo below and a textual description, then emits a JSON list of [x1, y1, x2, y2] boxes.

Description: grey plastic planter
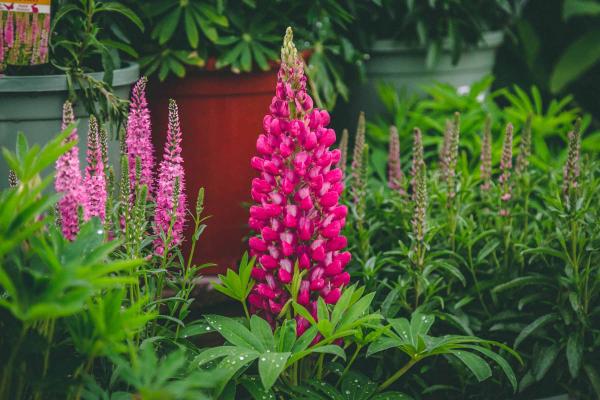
[[0, 63, 139, 187], [345, 31, 504, 119]]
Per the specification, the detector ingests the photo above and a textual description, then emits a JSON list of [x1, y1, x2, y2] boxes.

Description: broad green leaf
[[550, 29, 600, 93], [532, 343, 560, 381], [463, 345, 517, 391], [250, 315, 274, 351], [452, 351, 492, 382], [258, 351, 290, 390], [205, 315, 264, 351]]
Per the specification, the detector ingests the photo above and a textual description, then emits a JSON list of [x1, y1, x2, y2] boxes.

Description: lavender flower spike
[[153, 99, 187, 255], [562, 119, 581, 205], [337, 128, 349, 177]]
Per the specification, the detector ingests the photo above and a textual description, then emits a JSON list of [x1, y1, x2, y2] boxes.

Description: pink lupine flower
[[83, 115, 107, 222], [248, 28, 350, 327], [126, 77, 155, 194], [498, 124, 513, 217], [29, 13, 39, 63], [562, 119, 581, 206], [55, 102, 84, 240], [153, 99, 187, 255], [4, 12, 14, 49], [38, 14, 49, 62], [388, 125, 405, 195], [480, 117, 493, 192]]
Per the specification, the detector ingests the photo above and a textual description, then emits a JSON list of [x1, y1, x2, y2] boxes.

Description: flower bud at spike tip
[[247, 28, 350, 327]]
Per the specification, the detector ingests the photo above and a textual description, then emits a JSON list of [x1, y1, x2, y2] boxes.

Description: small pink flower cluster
[[247, 28, 350, 331]]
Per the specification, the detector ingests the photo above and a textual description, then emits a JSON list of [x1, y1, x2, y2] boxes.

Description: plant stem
[[336, 344, 362, 386], [378, 357, 419, 391]]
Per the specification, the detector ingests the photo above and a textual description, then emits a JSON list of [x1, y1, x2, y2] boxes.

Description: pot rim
[[0, 62, 140, 93], [371, 31, 504, 54]]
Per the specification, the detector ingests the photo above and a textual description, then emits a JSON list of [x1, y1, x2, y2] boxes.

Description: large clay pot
[[149, 69, 277, 273]]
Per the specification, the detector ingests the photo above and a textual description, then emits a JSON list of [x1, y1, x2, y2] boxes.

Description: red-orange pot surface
[[149, 69, 277, 273]]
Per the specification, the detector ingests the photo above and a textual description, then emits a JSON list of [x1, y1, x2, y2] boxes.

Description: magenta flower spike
[[153, 99, 187, 255], [83, 115, 107, 222], [55, 101, 84, 240], [126, 77, 155, 194], [247, 28, 350, 328], [4, 12, 14, 49], [29, 13, 39, 63]]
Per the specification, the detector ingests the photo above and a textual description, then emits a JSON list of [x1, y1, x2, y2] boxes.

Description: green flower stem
[[378, 357, 419, 392]]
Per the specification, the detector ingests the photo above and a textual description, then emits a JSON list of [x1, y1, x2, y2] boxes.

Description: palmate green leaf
[[195, 346, 258, 367], [258, 351, 290, 390], [240, 376, 276, 400], [451, 350, 492, 382], [157, 7, 182, 45]]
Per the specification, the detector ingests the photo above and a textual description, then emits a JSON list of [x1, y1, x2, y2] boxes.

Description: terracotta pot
[[149, 69, 277, 273]]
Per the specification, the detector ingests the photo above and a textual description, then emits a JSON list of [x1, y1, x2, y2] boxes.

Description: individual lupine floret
[[411, 128, 427, 241], [480, 117, 493, 192], [337, 128, 349, 177], [126, 77, 155, 194], [387, 125, 405, 195], [562, 119, 581, 206], [350, 112, 366, 204], [516, 115, 533, 176], [247, 28, 350, 328], [83, 115, 107, 222], [153, 99, 187, 255], [55, 101, 84, 240], [498, 123, 514, 217]]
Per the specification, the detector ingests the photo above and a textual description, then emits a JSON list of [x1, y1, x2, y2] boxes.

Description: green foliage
[[343, 101, 600, 398]]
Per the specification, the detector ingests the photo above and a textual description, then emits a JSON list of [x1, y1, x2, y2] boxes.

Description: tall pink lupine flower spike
[[55, 101, 84, 240], [126, 77, 155, 195], [4, 11, 14, 49], [153, 99, 187, 255], [83, 115, 107, 222], [247, 27, 350, 330], [480, 117, 493, 192], [498, 123, 514, 217], [388, 125, 406, 195]]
